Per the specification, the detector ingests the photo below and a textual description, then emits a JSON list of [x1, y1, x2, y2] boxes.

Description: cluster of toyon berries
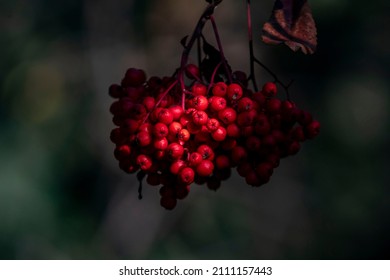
[[109, 66, 320, 209]]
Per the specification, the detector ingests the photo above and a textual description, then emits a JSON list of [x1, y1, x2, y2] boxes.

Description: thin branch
[[254, 57, 294, 98], [210, 15, 232, 83]]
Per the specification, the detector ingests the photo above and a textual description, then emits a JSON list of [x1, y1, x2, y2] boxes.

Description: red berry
[[211, 126, 227, 142], [305, 120, 320, 139], [109, 84, 123, 98], [179, 114, 191, 127], [192, 83, 207, 96], [169, 105, 184, 120], [231, 146, 247, 165], [136, 131, 152, 147], [254, 114, 271, 136], [209, 96, 227, 111], [237, 110, 256, 126], [292, 126, 306, 141], [245, 170, 262, 187], [298, 110, 313, 126], [287, 141, 301, 155], [245, 135, 261, 151], [191, 96, 208, 111], [170, 160, 186, 175], [197, 144, 215, 160], [215, 155, 230, 169], [176, 185, 190, 200], [110, 128, 124, 144], [185, 63, 200, 80], [196, 160, 214, 177], [177, 128, 190, 142], [192, 110, 209, 126], [237, 97, 254, 112], [226, 123, 240, 138], [167, 143, 184, 160], [187, 122, 202, 134], [262, 134, 276, 147], [157, 109, 174, 124], [143, 96, 155, 111], [252, 91, 266, 106], [138, 123, 153, 133], [160, 196, 177, 210], [120, 119, 140, 135], [188, 152, 203, 167], [206, 176, 221, 191], [220, 138, 237, 150], [136, 154, 152, 171], [255, 162, 274, 180], [146, 173, 160, 186], [114, 144, 131, 160], [266, 99, 282, 114], [262, 82, 277, 97], [218, 107, 237, 124], [122, 68, 147, 87], [206, 118, 220, 132], [212, 82, 228, 97], [168, 122, 182, 136], [153, 137, 168, 150], [153, 122, 169, 138], [227, 83, 243, 100], [237, 162, 252, 177], [179, 167, 195, 184]]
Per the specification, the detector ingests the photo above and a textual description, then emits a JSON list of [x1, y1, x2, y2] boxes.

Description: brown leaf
[[262, 0, 317, 54]]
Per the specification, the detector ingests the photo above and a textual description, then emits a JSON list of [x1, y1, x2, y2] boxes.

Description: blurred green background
[[0, 0, 389, 259]]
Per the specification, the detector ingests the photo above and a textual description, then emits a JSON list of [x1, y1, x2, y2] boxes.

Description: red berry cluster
[[109, 67, 320, 209]]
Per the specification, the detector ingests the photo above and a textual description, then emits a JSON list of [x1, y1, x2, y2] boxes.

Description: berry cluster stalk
[[178, 0, 224, 109], [245, 0, 293, 99]]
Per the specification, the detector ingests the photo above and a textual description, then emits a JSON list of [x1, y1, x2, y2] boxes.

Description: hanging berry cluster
[[108, 0, 320, 209]]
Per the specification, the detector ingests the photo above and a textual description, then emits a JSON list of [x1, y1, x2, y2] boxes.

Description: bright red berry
[[206, 118, 220, 132], [218, 107, 237, 124], [167, 143, 184, 160], [136, 154, 152, 171], [158, 108, 174, 124], [209, 96, 227, 111], [212, 82, 228, 97], [192, 110, 209, 126], [191, 96, 208, 111], [153, 122, 169, 138], [179, 167, 195, 184], [227, 83, 243, 100], [188, 152, 203, 167], [136, 131, 152, 147], [211, 126, 227, 142], [196, 160, 214, 177], [192, 83, 207, 96]]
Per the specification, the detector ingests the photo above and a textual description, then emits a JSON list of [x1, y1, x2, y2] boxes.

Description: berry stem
[[178, 0, 223, 108], [207, 61, 223, 93], [197, 36, 202, 72], [136, 171, 146, 200], [246, 0, 258, 92], [253, 57, 293, 99], [210, 15, 232, 83]]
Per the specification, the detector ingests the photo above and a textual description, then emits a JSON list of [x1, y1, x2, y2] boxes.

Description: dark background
[[0, 0, 389, 259]]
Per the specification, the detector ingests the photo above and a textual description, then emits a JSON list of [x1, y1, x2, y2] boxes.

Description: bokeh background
[[1, 0, 389, 259]]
